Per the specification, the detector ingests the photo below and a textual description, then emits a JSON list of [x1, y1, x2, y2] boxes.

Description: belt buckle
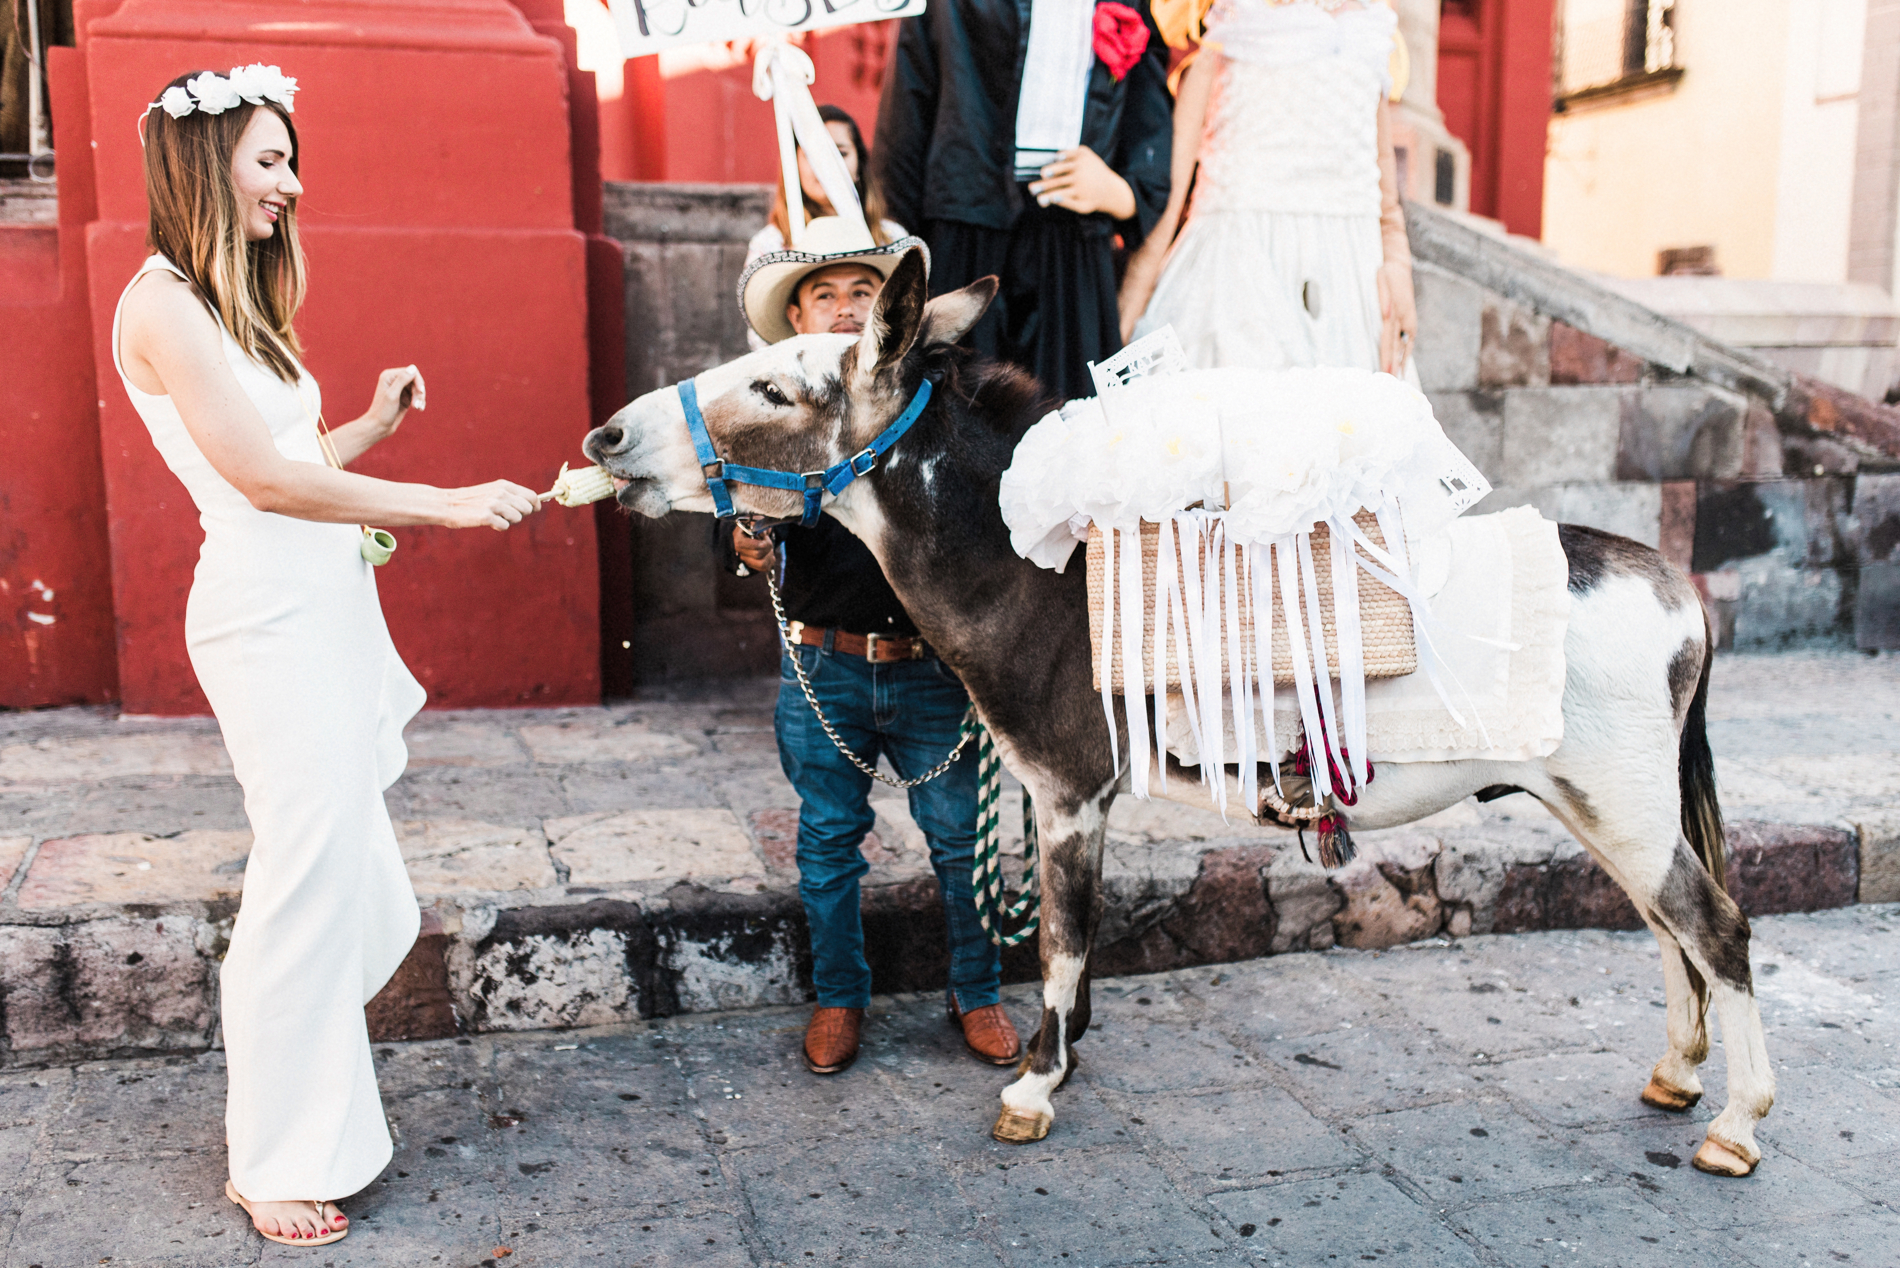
[[862, 631, 882, 662]]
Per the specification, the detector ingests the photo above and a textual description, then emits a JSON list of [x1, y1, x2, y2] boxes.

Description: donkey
[[584, 248, 1773, 1177]]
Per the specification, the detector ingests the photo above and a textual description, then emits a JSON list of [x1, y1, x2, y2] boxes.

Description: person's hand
[[1029, 147, 1137, 219], [732, 523, 776, 572], [366, 365, 426, 437], [442, 480, 541, 530], [1376, 261, 1417, 377]]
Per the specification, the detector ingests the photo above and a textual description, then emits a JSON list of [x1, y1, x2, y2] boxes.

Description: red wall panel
[[1435, 0, 1552, 239], [0, 43, 118, 708], [600, 22, 897, 188]]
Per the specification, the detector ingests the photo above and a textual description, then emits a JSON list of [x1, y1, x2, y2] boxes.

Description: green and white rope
[[968, 714, 1040, 947]]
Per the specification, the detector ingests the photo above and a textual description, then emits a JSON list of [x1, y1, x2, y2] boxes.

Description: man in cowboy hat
[[738, 214, 896, 342], [724, 217, 1022, 1076]]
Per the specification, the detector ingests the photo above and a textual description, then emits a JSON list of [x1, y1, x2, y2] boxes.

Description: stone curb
[[0, 814, 1864, 1067]]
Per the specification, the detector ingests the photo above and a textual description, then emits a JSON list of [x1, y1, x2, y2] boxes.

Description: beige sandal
[[224, 1180, 349, 1247]]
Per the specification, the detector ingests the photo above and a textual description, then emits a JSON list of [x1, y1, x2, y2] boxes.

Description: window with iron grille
[[1555, 0, 1682, 109], [2, 0, 72, 184]]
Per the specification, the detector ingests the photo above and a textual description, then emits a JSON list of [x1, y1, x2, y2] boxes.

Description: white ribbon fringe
[[1103, 504, 1486, 817]]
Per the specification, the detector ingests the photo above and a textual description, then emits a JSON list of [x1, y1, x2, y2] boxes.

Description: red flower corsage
[[1092, 2, 1151, 81]]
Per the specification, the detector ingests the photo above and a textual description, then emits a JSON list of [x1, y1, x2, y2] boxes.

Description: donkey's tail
[[1679, 615, 1727, 893]]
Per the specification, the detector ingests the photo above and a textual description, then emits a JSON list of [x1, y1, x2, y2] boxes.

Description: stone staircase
[[1405, 203, 1900, 651]]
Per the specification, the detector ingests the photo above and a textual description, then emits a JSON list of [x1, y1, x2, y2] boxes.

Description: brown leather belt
[[787, 620, 931, 663]]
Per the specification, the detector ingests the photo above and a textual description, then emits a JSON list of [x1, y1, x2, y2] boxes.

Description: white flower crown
[[150, 64, 299, 121]]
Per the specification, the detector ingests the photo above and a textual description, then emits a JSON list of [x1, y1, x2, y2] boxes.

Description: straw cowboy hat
[[738, 215, 930, 344]]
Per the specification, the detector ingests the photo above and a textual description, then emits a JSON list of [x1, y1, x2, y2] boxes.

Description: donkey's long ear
[[919, 276, 999, 348], [856, 247, 930, 379]]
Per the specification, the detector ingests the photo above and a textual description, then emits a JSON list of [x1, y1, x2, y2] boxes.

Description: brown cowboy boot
[[948, 1001, 1022, 1065], [803, 1006, 864, 1075]]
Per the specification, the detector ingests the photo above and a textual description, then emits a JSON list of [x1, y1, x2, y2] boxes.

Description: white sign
[[608, 0, 927, 59]]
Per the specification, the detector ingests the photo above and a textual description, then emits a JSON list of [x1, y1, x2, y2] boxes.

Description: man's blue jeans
[[775, 640, 1002, 1012]]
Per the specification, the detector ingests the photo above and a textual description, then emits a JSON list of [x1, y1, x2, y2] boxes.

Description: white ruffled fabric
[[998, 366, 1485, 572], [999, 364, 1494, 812]]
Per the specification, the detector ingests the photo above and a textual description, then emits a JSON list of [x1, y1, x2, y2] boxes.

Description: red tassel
[[1314, 812, 1356, 869], [1288, 727, 1373, 808]]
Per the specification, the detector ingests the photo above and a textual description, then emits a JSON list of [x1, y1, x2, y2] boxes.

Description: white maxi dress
[[1134, 0, 1399, 372], [113, 255, 426, 1202]]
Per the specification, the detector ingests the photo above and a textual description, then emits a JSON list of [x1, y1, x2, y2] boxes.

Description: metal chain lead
[[766, 566, 974, 790]]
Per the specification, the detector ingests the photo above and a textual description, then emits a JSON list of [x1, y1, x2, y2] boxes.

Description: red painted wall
[[62, 0, 600, 714], [598, 23, 895, 187], [510, 0, 636, 695], [1436, 0, 1553, 239], [0, 44, 117, 708]]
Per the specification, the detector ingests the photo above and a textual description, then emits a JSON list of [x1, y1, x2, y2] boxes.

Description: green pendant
[[360, 528, 397, 566]]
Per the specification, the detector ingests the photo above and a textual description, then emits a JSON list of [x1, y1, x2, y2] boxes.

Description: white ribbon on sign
[[752, 39, 866, 248]]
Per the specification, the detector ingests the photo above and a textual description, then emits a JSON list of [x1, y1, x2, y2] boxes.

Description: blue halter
[[678, 375, 935, 527]]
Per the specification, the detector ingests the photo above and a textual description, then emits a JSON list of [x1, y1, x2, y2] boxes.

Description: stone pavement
[[1, 653, 1897, 1066], [3, 903, 1899, 1267]]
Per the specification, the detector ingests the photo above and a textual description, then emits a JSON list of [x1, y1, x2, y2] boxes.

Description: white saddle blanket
[[1164, 505, 1570, 767]]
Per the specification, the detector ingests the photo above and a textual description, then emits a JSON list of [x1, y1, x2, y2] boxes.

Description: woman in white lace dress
[[1118, 0, 1416, 376]]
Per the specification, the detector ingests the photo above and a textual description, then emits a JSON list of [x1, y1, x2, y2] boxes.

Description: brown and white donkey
[[584, 249, 1773, 1177]]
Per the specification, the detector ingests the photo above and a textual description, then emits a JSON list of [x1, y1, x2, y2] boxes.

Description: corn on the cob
[[544, 463, 616, 507]]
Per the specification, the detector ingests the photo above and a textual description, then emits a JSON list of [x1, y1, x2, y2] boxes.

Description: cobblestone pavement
[[5, 902, 1900, 1268]]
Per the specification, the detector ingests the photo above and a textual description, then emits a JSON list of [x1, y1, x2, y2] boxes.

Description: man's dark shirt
[[718, 515, 918, 638]]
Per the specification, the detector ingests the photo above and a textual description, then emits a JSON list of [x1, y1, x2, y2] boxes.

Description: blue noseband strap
[[678, 375, 935, 527]]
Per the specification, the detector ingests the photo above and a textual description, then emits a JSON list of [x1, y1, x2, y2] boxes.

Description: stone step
[[0, 795, 1872, 1066], [4, 655, 1893, 1066]]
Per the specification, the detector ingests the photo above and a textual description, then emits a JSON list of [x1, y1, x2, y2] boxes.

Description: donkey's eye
[[755, 381, 792, 408]]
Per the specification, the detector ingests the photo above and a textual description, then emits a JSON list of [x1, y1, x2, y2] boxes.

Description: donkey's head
[[584, 248, 997, 522]]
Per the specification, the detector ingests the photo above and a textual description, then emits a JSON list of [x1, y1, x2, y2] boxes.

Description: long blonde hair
[[140, 72, 307, 383]]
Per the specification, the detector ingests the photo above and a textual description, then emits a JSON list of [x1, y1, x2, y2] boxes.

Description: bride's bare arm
[[1118, 52, 1215, 342], [1375, 99, 1418, 375], [121, 279, 538, 531]]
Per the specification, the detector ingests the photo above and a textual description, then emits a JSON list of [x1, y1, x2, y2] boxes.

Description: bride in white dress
[[114, 68, 541, 1248], [1118, 0, 1417, 376]]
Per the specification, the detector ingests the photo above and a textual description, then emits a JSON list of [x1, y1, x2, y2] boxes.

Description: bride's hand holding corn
[[442, 480, 543, 531]]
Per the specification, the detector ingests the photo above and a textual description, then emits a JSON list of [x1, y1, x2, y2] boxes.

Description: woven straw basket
[[1086, 511, 1418, 693]]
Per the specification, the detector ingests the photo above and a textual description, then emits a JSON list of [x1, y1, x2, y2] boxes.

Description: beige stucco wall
[[1544, 0, 1794, 278], [1771, 0, 1867, 281]]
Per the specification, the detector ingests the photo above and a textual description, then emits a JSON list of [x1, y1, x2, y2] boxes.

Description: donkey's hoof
[[992, 1106, 1052, 1144], [1640, 1076, 1702, 1113], [1691, 1136, 1757, 1177]]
